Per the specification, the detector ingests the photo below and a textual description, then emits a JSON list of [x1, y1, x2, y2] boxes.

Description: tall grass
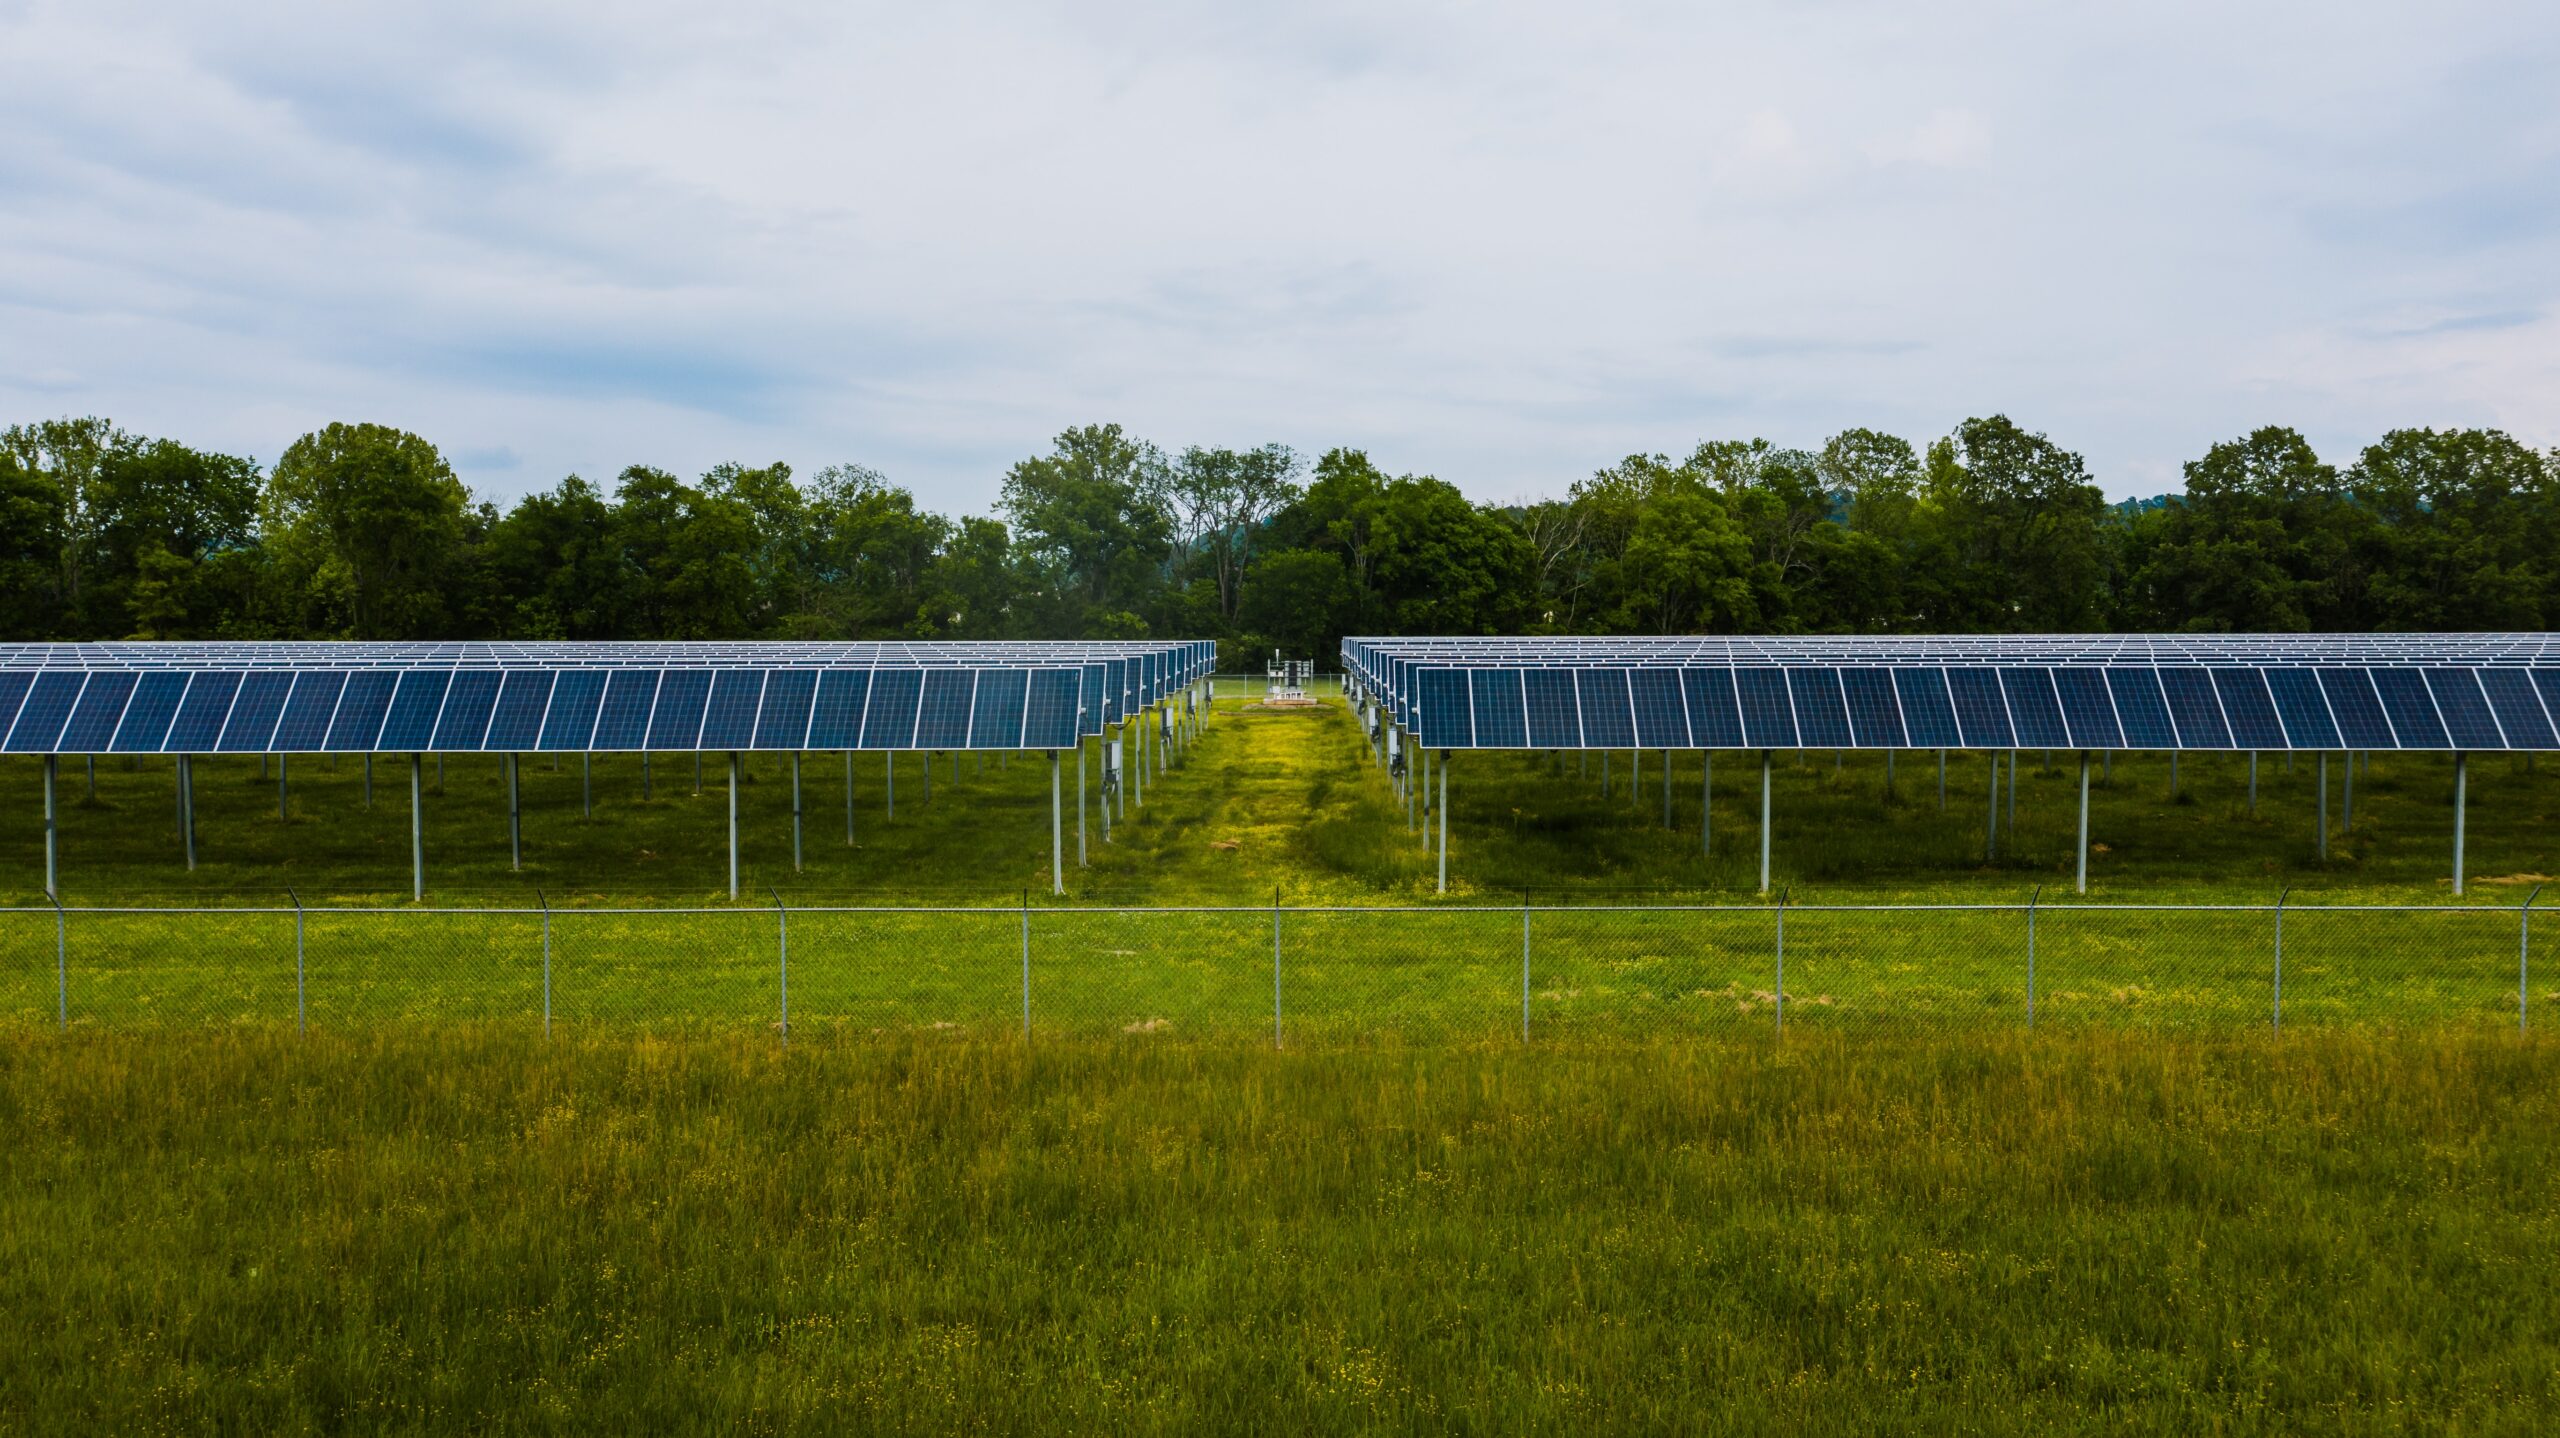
[[1, 1028, 2553, 1433]]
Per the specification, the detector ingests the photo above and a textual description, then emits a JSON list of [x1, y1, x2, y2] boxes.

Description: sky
[[2, 0, 2555, 511]]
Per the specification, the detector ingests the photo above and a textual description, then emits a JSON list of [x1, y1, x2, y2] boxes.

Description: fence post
[[2025, 885, 2041, 1031], [537, 889, 551, 1038], [288, 886, 305, 1035], [1774, 889, 1787, 1039], [2273, 887, 2290, 1033], [2523, 885, 2540, 1035], [1520, 900, 1531, 1043], [770, 886, 789, 1044], [51, 891, 66, 1029], [1272, 891, 1283, 1050], [1020, 892, 1031, 1041]]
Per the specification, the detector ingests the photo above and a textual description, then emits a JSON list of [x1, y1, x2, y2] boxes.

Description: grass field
[[2, 1028, 2554, 1433]]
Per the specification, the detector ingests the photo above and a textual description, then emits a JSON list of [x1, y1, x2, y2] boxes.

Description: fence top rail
[[0, 900, 2536, 918]]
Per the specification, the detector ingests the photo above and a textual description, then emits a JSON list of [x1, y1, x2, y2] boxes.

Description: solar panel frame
[[1892, 668, 1960, 748], [1524, 669, 1582, 747], [644, 669, 712, 751], [1945, 668, 2013, 749], [967, 668, 1029, 749], [434, 671, 504, 751], [538, 670, 609, 751], [806, 670, 868, 749], [1786, 668, 1852, 748], [59, 670, 138, 752], [2051, 667, 2122, 750], [1838, 668, 1907, 748], [1682, 667, 1746, 748], [1734, 668, 1797, 749], [859, 669, 923, 749], [1629, 668, 1688, 748], [1471, 669, 1530, 748]]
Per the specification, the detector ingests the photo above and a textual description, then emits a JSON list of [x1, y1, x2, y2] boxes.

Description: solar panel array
[[1342, 636, 2560, 753], [0, 642, 1213, 756]]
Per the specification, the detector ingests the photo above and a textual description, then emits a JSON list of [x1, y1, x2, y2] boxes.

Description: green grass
[[2, 1028, 2554, 1433]]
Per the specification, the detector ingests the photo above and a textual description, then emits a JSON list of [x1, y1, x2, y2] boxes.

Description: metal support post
[[885, 752, 894, 818], [644, 752, 652, 800], [727, 752, 741, 901], [1774, 896, 1786, 1038], [53, 892, 66, 1028], [1076, 741, 1087, 866], [409, 754, 424, 902], [2318, 753, 2329, 860], [922, 751, 932, 805], [583, 753, 592, 818], [1986, 752, 2000, 863], [2076, 751, 2091, 893], [289, 886, 304, 1034], [364, 754, 373, 808], [2026, 886, 2040, 1028], [694, 751, 702, 796], [1020, 899, 1031, 1039], [1048, 752, 1062, 896], [2273, 887, 2289, 1031], [179, 754, 195, 870], [1662, 749, 1671, 827], [2248, 751, 2257, 816], [1937, 749, 1947, 812], [43, 753, 57, 898], [1758, 750, 1773, 895], [2453, 752, 2468, 896], [1521, 903, 1531, 1042], [2521, 885, 2540, 1033], [1702, 752, 1712, 856], [789, 753, 803, 873], [1436, 750, 1449, 895], [773, 887, 789, 1043], [507, 754, 521, 871], [2170, 751, 2179, 798], [2343, 752, 2354, 832], [846, 751, 856, 844], [1633, 747, 1640, 804], [279, 754, 289, 820], [1273, 900, 1284, 1049], [2006, 749, 2016, 834], [538, 889, 552, 1037]]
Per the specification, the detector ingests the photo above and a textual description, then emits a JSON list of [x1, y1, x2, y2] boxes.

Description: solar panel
[[2264, 668, 2339, 750], [2157, 668, 2230, 749], [1683, 668, 1747, 747], [2370, 669, 2448, 749], [538, 670, 608, 750], [697, 670, 765, 750], [1472, 669, 1529, 747], [644, 669, 711, 750], [1999, 668, 2070, 748], [1892, 668, 1959, 747], [2052, 668, 2121, 749], [2481, 669, 2557, 750], [6, 672, 84, 752], [168, 672, 242, 752], [754, 669, 818, 750], [2317, 668, 2398, 749], [968, 668, 1028, 749], [1945, 669, 2012, 748], [1629, 668, 1687, 748], [1025, 670, 1081, 749], [272, 672, 344, 751], [484, 671, 555, 751], [1839, 668, 1906, 747], [859, 669, 922, 748], [1417, 669, 1473, 748], [1576, 669, 1637, 747], [377, 670, 452, 751], [1786, 669, 1851, 747], [807, 670, 868, 749], [1524, 669, 1581, 747], [2424, 668, 2505, 749], [914, 670, 974, 749], [2210, 669, 2286, 750], [59, 671, 137, 752], [0, 670, 31, 741], [113, 671, 188, 753], [434, 671, 504, 750], [324, 671, 397, 751], [2100, 668, 2171, 748], [1734, 668, 1796, 749], [215, 671, 291, 753], [590, 670, 658, 750]]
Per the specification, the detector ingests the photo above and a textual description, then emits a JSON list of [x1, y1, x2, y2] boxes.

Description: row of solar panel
[[1402, 666, 2560, 752], [0, 667, 1120, 755]]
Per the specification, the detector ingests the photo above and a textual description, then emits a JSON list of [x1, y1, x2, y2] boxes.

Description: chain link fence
[[0, 897, 2546, 1040]]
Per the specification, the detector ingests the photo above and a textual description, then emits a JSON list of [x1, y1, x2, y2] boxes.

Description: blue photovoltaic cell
[[1471, 669, 1528, 747], [1104, 660, 1128, 724], [2424, 669, 2504, 749], [968, 668, 1028, 748], [271, 672, 344, 751], [2210, 669, 2287, 750], [1892, 669, 1959, 748], [214, 672, 292, 752], [1524, 669, 1581, 747], [2479, 669, 2557, 750], [1682, 668, 1746, 747], [2051, 668, 2121, 750], [644, 670, 711, 750], [1417, 670, 1473, 748], [7, 672, 88, 752], [1787, 669, 1852, 748], [59, 671, 139, 751], [2264, 669, 2339, 751], [859, 669, 922, 748], [2105, 668, 2175, 749], [1630, 668, 1687, 748], [1081, 665, 1108, 735], [2536, 672, 2560, 739], [587, 670, 656, 750], [1026, 670, 1081, 749], [1734, 668, 1797, 749], [167, 672, 243, 751], [754, 670, 818, 750], [914, 670, 973, 749], [806, 671, 868, 749], [0, 671, 31, 739], [111, 672, 187, 753], [2370, 669, 2448, 749], [1999, 669, 2070, 748], [484, 671, 556, 751], [1945, 669, 2013, 749], [2157, 668, 2231, 749], [697, 670, 765, 750], [324, 672, 397, 751], [376, 671, 452, 751], [538, 670, 608, 750], [1839, 668, 1905, 748], [2316, 669, 2398, 749], [433, 671, 503, 750], [1576, 669, 1637, 747]]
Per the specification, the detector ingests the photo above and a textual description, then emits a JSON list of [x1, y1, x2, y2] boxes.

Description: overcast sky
[[3, 1, 2554, 510]]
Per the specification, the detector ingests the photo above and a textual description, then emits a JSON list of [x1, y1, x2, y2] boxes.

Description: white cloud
[[0, 0, 2553, 506]]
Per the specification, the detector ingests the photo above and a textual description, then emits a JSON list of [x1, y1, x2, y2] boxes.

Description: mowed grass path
[[2, 1029, 2554, 1433]]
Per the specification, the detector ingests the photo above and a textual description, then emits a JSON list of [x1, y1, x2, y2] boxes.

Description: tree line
[[4, 414, 2555, 662]]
